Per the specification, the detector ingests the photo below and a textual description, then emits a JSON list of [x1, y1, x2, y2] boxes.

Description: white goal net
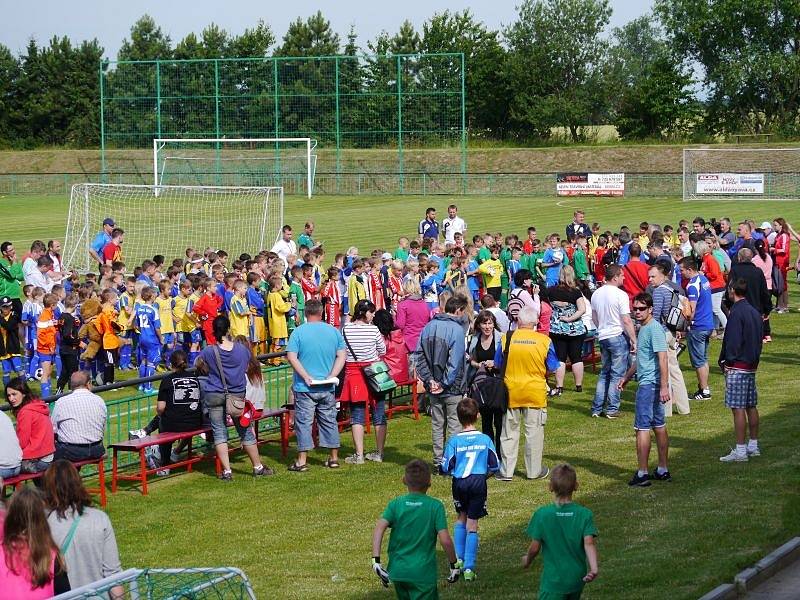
[[63, 184, 283, 272], [154, 138, 317, 198], [683, 147, 800, 201]]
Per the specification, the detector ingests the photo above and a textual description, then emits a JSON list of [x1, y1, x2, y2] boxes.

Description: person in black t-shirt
[[156, 350, 204, 470]]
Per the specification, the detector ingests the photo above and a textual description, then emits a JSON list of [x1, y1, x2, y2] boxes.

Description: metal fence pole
[[397, 55, 404, 195]]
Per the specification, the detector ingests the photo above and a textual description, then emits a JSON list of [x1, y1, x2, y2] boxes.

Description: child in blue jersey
[[421, 262, 441, 312], [22, 286, 44, 381], [133, 287, 162, 395], [465, 244, 481, 304], [441, 397, 501, 582], [507, 247, 522, 291]]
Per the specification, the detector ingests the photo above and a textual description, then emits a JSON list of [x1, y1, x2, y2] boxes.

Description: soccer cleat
[[128, 429, 147, 440], [365, 451, 384, 463], [344, 453, 365, 465], [628, 472, 651, 487], [652, 469, 672, 482], [447, 562, 461, 583], [463, 569, 477, 582], [720, 449, 748, 463], [747, 446, 761, 457]]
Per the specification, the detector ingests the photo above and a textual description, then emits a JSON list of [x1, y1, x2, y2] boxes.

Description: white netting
[[63, 184, 283, 272], [683, 147, 800, 201], [154, 138, 316, 198]]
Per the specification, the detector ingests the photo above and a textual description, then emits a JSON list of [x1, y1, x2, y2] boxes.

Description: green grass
[[3, 192, 800, 599]]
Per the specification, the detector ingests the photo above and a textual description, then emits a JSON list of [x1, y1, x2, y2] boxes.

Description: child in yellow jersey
[[180, 282, 202, 365], [477, 246, 503, 302], [265, 274, 291, 365], [116, 276, 137, 370], [347, 259, 368, 317], [156, 280, 176, 370], [229, 280, 251, 339]]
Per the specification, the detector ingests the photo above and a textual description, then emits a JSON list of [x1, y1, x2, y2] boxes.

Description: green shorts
[[394, 580, 438, 600]]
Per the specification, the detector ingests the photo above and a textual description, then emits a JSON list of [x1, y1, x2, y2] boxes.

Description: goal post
[[683, 147, 800, 201], [63, 184, 283, 273], [153, 138, 317, 198]]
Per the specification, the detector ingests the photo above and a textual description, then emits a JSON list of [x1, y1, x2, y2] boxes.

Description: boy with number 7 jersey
[[440, 397, 501, 582]]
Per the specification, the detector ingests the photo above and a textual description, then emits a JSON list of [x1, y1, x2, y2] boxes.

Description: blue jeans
[[293, 390, 340, 452], [205, 392, 256, 446], [592, 334, 630, 415], [634, 383, 666, 430], [54, 441, 104, 462], [350, 400, 387, 426], [0, 465, 21, 478]]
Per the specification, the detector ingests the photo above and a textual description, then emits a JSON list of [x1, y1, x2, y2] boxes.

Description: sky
[[0, 0, 655, 58]]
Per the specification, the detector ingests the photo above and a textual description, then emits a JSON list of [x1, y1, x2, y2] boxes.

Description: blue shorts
[[36, 351, 55, 363], [686, 329, 711, 368], [138, 341, 161, 366], [350, 399, 387, 426], [634, 383, 666, 431], [452, 475, 488, 520], [181, 329, 203, 345], [162, 333, 176, 347]]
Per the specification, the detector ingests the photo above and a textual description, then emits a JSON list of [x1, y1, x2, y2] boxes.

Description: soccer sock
[[454, 522, 467, 561], [54, 353, 62, 378], [747, 439, 758, 450], [27, 353, 39, 378], [2, 373, 9, 386], [145, 363, 155, 390], [40, 380, 51, 398], [736, 443, 747, 456], [138, 361, 147, 381], [637, 469, 648, 478], [120, 344, 131, 369], [464, 532, 479, 571], [188, 351, 199, 366], [656, 466, 668, 475]]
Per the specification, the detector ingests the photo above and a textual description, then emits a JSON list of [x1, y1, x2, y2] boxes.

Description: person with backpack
[[507, 269, 539, 331], [648, 263, 690, 416]]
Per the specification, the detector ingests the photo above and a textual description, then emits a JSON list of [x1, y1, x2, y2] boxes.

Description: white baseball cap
[[760, 221, 772, 230], [381, 252, 392, 261]]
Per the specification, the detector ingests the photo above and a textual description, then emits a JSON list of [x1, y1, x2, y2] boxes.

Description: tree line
[[0, 0, 798, 149]]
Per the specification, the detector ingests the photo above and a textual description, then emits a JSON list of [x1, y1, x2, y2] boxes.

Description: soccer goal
[[683, 147, 800, 201], [63, 184, 283, 272], [153, 138, 317, 198]]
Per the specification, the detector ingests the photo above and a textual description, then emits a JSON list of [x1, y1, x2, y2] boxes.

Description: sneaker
[[747, 446, 761, 457], [344, 453, 365, 465], [605, 412, 620, 420], [253, 464, 274, 477], [156, 468, 170, 477], [128, 429, 147, 440], [547, 387, 563, 397], [719, 449, 748, 463], [575, 385, 583, 392], [365, 451, 384, 463], [463, 569, 477, 582], [494, 473, 513, 482], [527, 466, 550, 480], [652, 469, 672, 482], [692, 389, 711, 401], [170, 450, 181, 463], [219, 470, 233, 482], [454, 559, 464, 570], [763, 335, 772, 343], [591, 413, 601, 418], [628, 472, 651, 487]]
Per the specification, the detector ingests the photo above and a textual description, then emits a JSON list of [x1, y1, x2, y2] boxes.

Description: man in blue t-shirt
[[285, 299, 346, 471], [88, 217, 115, 271], [418, 207, 440, 240], [679, 257, 714, 400]]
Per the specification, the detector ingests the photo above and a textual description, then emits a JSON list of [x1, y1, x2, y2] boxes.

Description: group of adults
[[0, 238, 71, 307]]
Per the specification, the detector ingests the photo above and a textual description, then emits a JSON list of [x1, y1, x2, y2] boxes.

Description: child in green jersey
[[372, 459, 460, 598], [522, 463, 599, 599]]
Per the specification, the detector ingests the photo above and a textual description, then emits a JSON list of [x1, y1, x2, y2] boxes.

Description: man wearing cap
[[89, 218, 115, 269], [0, 242, 25, 319], [760, 221, 776, 246]]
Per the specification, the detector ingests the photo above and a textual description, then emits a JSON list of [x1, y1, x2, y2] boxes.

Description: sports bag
[[343, 329, 397, 394]]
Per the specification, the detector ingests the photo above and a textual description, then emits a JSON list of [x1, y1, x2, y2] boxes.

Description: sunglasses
[[632, 306, 649, 312]]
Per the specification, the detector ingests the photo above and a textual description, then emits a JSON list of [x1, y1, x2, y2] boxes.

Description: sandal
[[287, 462, 309, 472], [323, 459, 340, 469]]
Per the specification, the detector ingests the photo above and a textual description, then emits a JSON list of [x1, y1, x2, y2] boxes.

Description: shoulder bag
[[469, 331, 513, 412], [211, 344, 246, 418], [343, 327, 397, 394]]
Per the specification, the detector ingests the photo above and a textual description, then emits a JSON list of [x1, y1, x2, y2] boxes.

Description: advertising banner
[[696, 173, 764, 194], [556, 173, 625, 196]]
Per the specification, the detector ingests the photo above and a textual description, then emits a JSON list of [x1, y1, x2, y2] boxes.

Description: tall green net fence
[[54, 567, 256, 600], [100, 53, 466, 194]]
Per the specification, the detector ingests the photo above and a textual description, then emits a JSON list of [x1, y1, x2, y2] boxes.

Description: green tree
[[0, 44, 20, 146], [656, 0, 800, 134], [421, 9, 508, 136], [275, 11, 340, 56], [118, 14, 172, 61], [505, 0, 611, 141]]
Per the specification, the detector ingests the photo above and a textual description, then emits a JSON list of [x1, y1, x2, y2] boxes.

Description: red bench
[[1, 456, 107, 508], [386, 380, 421, 421], [111, 408, 289, 494]]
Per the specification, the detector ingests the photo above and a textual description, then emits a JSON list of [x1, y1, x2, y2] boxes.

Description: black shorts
[[551, 333, 586, 364], [452, 475, 488, 520]]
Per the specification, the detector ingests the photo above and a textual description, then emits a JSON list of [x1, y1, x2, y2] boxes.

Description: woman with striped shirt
[[338, 299, 386, 465]]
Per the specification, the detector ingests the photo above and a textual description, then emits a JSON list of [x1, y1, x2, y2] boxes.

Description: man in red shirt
[[102, 228, 124, 266], [622, 243, 650, 305]]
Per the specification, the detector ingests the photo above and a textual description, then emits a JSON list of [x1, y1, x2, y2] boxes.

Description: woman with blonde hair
[[545, 265, 587, 396], [694, 240, 727, 332]]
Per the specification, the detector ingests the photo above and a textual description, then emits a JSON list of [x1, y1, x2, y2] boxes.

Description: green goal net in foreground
[[54, 567, 257, 600]]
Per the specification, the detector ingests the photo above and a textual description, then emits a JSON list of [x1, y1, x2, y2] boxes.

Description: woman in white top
[[0, 409, 22, 478], [338, 299, 386, 465]]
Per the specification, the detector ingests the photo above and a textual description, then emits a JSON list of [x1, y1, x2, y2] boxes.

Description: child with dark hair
[[441, 397, 500, 581], [371, 459, 460, 595], [523, 463, 599, 598]]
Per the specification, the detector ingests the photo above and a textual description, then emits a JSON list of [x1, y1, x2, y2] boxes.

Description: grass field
[[3, 192, 800, 599]]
